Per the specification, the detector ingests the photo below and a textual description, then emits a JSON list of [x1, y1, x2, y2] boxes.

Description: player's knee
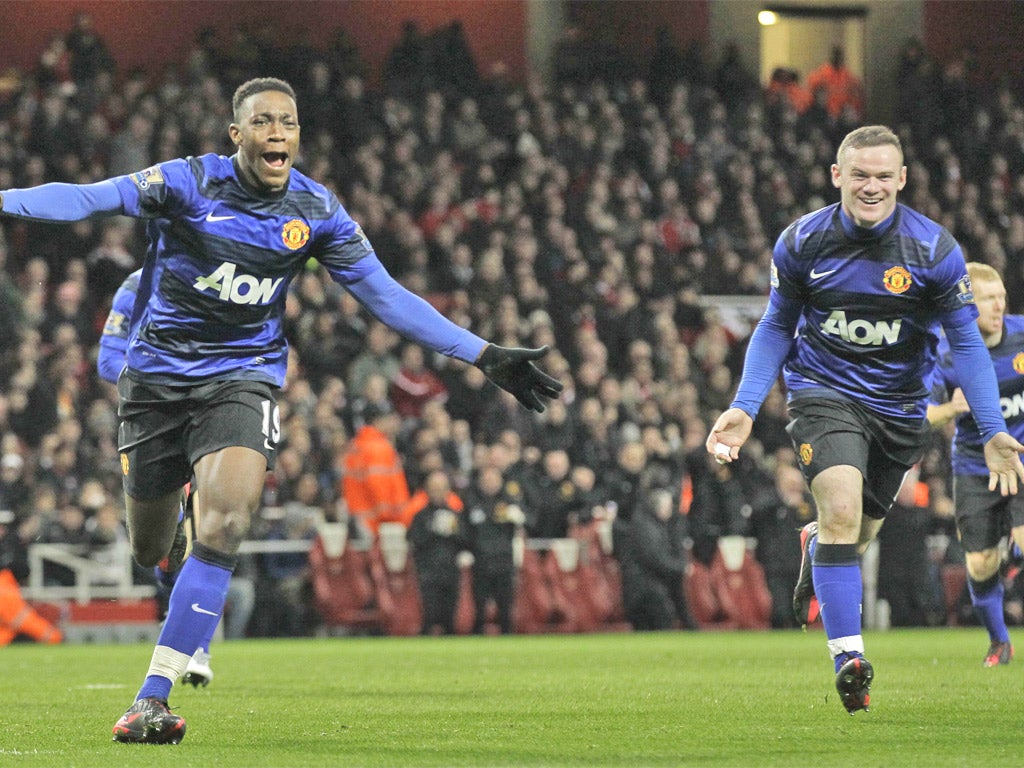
[[131, 539, 168, 569], [965, 549, 1000, 580]]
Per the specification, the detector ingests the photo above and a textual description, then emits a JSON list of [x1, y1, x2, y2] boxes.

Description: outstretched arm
[[344, 259, 563, 412], [0, 180, 124, 221]]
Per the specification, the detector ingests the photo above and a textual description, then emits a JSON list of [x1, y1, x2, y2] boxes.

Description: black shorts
[[786, 395, 929, 520], [117, 373, 279, 500], [953, 473, 1024, 552]]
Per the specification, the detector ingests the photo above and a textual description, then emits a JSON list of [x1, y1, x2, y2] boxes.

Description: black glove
[[475, 344, 563, 413]]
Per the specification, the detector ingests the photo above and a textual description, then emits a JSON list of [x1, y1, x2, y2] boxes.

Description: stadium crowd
[[1, 16, 1024, 637]]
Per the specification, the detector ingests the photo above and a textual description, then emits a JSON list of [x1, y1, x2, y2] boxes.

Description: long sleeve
[[944, 317, 1007, 443], [729, 292, 802, 418], [345, 257, 487, 363], [1, 180, 124, 221]]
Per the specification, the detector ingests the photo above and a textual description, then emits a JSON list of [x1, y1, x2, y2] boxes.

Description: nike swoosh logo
[[205, 212, 236, 222], [191, 603, 218, 616], [809, 268, 837, 280]]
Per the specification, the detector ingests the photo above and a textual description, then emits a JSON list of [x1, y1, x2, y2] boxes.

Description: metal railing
[[22, 538, 325, 604]]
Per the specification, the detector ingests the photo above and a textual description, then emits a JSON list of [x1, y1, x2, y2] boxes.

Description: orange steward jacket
[[341, 425, 410, 535]]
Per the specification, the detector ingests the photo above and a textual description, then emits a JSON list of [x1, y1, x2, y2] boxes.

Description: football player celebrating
[[1, 77, 561, 744], [707, 126, 1024, 714], [928, 261, 1024, 667]]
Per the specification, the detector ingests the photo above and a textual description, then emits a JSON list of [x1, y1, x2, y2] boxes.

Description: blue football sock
[[968, 573, 1009, 643], [137, 543, 234, 701], [812, 542, 864, 672]]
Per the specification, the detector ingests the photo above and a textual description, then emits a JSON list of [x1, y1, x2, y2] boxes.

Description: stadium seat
[[372, 524, 422, 637], [541, 539, 585, 633], [512, 547, 557, 634], [707, 537, 772, 630], [684, 560, 739, 630], [573, 521, 630, 631], [308, 526, 391, 634]]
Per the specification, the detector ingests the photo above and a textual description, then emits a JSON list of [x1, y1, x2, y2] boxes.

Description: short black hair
[[231, 77, 297, 121]]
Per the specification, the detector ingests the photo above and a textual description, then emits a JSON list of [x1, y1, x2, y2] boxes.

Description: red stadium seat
[[541, 540, 584, 633], [373, 523, 422, 636], [684, 560, 739, 630], [707, 541, 772, 630], [561, 522, 628, 631], [512, 547, 557, 634], [308, 527, 390, 634]]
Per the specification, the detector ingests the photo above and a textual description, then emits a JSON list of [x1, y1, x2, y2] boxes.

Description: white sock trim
[[147, 645, 193, 682], [827, 635, 865, 659]]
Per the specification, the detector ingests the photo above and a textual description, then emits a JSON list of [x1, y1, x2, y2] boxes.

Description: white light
[[758, 10, 778, 25]]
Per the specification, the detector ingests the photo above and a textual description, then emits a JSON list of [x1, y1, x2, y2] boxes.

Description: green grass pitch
[[0, 628, 1019, 767]]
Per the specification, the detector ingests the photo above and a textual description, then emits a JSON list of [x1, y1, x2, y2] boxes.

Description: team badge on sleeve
[[354, 224, 372, 251], [770, 260, 779, 288], [282, 219, 310, 250], [129, 166, 165, 190], [956, 274, 975, 305], [103, 311, 128, 337], [882, 266, 912, 295]]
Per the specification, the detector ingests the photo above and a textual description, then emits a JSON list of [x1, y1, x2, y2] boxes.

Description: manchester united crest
[[282, 219, 310, 250], [799, 443, 813, 466], [1014, 352, 1024, 375], [883, 266, 912, 294]]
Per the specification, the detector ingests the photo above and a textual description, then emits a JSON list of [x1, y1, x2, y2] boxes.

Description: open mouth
[[262, 152, 289, 169]]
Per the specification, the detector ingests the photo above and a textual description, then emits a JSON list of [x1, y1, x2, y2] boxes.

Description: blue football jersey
[[931, 315, 1024, 475], [772, 203, 977, 420], [110, 155, 377, 386], [97, 268, 142, 383]]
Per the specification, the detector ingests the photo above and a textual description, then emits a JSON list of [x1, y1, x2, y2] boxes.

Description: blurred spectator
[[685, 448, 751, 567], [107, 112, 154, 177], [765, 67, 810, 116], [389, 343, 448, 420], [440, 361, 491, 437], [384, 21, 428, 99], [806, 46, 864, 122], [346, 321, 400, 400], [604, 440, 660, 525], [38, 502, 91, 586], [0, 453, 30, 516], [618, 489, 697, 630], [261, 500, 320, 637], [748, 462, 816, 628], [464, 465, 525, 634], [65, 11, 115, 85], [405, 470, 468, 635], [0, 510, 29, 583], [340, 402, 409, 535], [525, 448, 582, 538], [877, 466, 943, 627]]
